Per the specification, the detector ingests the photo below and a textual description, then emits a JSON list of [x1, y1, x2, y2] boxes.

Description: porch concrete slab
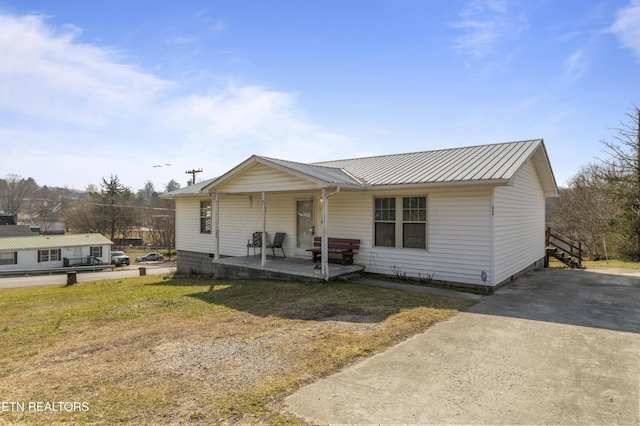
[[285, 267, 640, 425], [214, 255, 364, 281]]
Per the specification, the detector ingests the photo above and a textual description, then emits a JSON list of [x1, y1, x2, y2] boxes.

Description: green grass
[[581, 258, 640, 270], [0, 274, 475, 425], [548, 257, 640, 270]]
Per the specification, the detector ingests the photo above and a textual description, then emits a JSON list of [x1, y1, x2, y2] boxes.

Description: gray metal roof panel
[[259, 156, 363, 186], [313, 139, 543, 186], [164, 178, 217, 197], [0, 234, 112, 251]]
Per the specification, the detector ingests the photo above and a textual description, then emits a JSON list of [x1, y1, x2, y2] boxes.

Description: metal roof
[[258, 156, 363, 186], [0, 234, 112, 251], [0, 225, 38, 238], [313, 140, 543, 186], [164, 139, 557, 197], [163, 177, 217, 197]]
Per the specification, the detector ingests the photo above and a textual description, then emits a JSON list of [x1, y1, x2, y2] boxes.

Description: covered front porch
[[214, 255, 365, 282]]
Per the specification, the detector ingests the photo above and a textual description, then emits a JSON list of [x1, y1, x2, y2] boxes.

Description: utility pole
[[185, 169, 203, 185]]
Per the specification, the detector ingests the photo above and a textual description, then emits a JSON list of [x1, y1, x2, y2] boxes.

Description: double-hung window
[[200, 201, 212, 234], [90, 246, 102, 257], [374, 197, 396, 247], [374, 196, 427, 249], [0, 252, 17, 265], [402, 196, 427, 249]]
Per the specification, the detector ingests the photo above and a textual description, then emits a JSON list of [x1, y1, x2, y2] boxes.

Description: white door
[[295, 199, 314, 256]]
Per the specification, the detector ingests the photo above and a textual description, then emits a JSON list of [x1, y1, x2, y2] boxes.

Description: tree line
[[547, 106, 640, 260], [0, 175, 180, 251]]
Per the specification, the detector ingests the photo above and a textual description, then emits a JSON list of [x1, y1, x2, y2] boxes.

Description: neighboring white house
[[166, 139, 558, 288], [0, 233, 113, 273]]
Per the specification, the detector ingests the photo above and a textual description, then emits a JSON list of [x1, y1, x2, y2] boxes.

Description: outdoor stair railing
[[545, 227, 585, 269]]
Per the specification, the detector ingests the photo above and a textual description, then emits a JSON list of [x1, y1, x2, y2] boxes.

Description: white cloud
[[563, 49, 589, 81], [611, 0, 640, 60], [451, 0, 517, 58], [0, 14, 170, 125], [0, 13, 353, 190]]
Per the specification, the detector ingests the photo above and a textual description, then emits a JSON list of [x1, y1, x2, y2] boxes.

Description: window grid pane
[[403, 223, 426, 249], [374, 197, 396, 247], [402, 197, 427, 249], [375, 222, 396, 247]]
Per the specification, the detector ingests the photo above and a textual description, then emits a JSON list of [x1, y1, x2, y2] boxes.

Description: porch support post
[[321, 188, 329, 280], [261, 191, 267, 266], [213, 193, 219, 263]]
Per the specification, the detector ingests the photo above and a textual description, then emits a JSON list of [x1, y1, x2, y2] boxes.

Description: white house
[[0, 233, 113, 273], [167, 139, 558, 288]]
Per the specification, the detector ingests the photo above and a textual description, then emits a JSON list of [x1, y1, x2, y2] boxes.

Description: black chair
[[267, 233, 286, 257], [247, 231, 264, 256]]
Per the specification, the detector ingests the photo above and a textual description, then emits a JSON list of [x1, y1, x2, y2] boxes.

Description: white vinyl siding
[[217, 163, 320, 193], [321, 187, 492, 286], [493, 160, 546, 285], [217, 193, 309, 257], [175, 198, 217, 254]]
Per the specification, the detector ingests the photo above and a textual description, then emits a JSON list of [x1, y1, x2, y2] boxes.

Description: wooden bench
[[308, 237, 360, 265]]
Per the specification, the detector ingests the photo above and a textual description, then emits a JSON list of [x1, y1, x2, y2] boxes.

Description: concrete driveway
[[285, 267, 640, 425]]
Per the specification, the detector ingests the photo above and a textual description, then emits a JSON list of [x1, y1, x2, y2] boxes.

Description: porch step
[[338, 273, 361, 282]]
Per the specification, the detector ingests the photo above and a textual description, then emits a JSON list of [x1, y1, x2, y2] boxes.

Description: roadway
[[0, 262, 176, 290]]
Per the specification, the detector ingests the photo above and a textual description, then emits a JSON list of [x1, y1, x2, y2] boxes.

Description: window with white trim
[[200, 201, 212, 234], [0, 252, 17, 265], [374, 196, 427, 249], [90, 246, 102, 257]]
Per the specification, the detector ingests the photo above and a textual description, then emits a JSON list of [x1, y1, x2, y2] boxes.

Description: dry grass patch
[[0, 275, 475, 424]]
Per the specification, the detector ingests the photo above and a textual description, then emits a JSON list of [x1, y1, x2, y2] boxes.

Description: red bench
[[308, 237, 360, 265]]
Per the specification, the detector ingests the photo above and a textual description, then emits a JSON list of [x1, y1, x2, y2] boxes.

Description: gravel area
[[150, 310, 383, 390]]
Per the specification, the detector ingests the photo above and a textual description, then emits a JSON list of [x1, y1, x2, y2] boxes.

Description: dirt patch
[[304, 306, 382, 324]]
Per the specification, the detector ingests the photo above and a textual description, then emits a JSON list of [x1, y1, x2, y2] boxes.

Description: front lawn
[[0, 275, 475, 424]]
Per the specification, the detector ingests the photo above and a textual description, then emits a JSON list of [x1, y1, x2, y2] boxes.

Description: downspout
[[322, 187, 341, 281], [213, 193, 219, 263], [262, 191, 267, 267], [489, 185, 495, 287]]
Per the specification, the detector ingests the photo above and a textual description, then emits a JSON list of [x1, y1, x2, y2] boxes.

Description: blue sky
[[1, 0, 639, 191]]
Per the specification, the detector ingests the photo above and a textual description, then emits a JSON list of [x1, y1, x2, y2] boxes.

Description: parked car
[[111, 251, 130, 266], [135, 252, 164, 262]]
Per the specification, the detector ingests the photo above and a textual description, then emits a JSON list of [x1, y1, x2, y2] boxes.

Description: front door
[[295, 199, 314, 256]]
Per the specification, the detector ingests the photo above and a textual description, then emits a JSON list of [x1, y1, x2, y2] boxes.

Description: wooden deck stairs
[[545, 227, 586, 269]]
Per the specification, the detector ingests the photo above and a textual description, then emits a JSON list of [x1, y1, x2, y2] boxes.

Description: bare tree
[[144, 197, 175, 257], [598, 106, 640, 258], [549, 164, 621, 258], [0, 174, 37, 216]]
